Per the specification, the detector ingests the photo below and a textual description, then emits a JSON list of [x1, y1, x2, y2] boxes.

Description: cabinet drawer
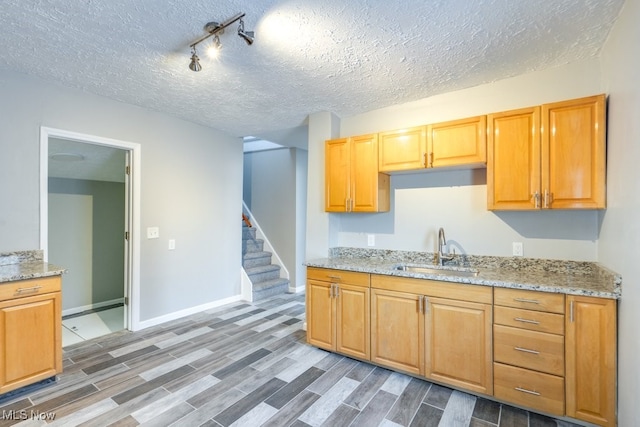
[[494, 288, 564, 314], [494, 362, 564, 416], [307, 268, 370, 287], [494, 306, 564, 335], [0, 276, 62, 302], [494, 325, 564, 376]]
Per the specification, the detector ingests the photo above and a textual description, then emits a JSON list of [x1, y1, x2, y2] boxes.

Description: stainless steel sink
[[394, 264, 480, 277]]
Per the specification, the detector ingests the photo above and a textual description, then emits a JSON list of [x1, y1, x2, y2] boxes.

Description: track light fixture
[[237, 19, 254, 45], [188, 12, 254, 72], [189, 46, 202, 72]]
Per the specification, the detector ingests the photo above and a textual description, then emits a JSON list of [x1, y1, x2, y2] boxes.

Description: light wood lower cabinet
[[306, 268, 370, 360], [425, 297, 493, 395], [0, 276, 62, 394], [566, 296, 617, 427], [370, 288, 424, 375], [306, 268, 618, 426], [370, 275, 493, 394]]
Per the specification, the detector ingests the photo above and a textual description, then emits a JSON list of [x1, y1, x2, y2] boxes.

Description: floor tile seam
[[347, 389, 399, 427]]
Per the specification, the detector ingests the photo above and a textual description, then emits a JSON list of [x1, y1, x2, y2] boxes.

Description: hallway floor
[[0, 294, 581, 426], [62, 305, 125, 346]]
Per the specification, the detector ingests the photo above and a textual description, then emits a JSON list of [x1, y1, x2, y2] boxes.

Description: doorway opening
[[40, 127, 142, 345]]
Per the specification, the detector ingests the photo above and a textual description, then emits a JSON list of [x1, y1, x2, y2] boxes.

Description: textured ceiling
[[0, 0, 625, 140]]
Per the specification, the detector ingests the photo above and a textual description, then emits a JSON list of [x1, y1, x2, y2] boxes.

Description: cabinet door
[[424, 297, 493, 395], [351, 134, 388, 212], [0, 292, 62, 393], [566, 296, 616, 427], [325, 138, 350, 212], [306, 280, 335, 350], [428, 116, 487, 168], [487, 107, 541, 210], [542, 94, 606, 209], [371, 288, 424, 375], [378, 126, 427, 172], [336, 283, 370, 360]]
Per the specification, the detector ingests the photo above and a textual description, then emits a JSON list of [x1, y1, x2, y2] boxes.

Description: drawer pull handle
[[15, 285, 42, 295], [513, 298, 540, 304], [327, 275, 342, 280], [514, 346, 540, 355], [514, 317, 540, 325], [515, 387, 541, 396]]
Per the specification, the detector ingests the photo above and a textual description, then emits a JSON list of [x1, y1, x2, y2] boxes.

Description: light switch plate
[[168, 239, 176, 250], [367, 234, 375, 247], [147, 227, 159, 239]]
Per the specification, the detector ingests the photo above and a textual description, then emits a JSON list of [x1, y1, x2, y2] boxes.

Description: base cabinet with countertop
[[305, 264, 618, 427], [306, 267, 370, 360], [370, 274, 493, 394], [0, 275, 62, 394]]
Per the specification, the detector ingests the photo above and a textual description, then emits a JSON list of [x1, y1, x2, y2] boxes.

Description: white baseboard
[[289, 285, 305, 294], [134, 294, 244, 331], [62, 298, 125, 317]]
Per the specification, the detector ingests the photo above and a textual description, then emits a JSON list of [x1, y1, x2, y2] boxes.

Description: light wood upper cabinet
[[488, 95, 606, 210], [487, 107, 541, 210], [542, 95, 606, 209], [325, 134, 390, 213], [306, 268, 371, 360], [0, 276, 62, 394], [325, 138, 351, 212], [424, 297, 493, 395], [378, 126, 427, 172], [427, 116, 487, 168], [378, 117, 487, 173], [566, 296, 617, 427]]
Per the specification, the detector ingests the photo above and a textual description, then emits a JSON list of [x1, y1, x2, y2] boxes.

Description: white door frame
[[40, 127, 142, 331]]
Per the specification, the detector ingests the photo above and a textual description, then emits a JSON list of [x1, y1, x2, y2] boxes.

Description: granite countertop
[[0, 250, 66, 284], [305, 248, 622, 299]]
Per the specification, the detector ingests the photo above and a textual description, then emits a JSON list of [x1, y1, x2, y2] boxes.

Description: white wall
[[598, 0, 640, 423], [330, 58, 604, 260], [0, 70, 243, 324]]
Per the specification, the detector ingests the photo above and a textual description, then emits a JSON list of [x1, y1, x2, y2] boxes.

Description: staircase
[[242, 222, 289, 301]]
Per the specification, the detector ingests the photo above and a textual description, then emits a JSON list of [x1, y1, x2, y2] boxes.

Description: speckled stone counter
[[305, 247, 621, 299], [0, 250, 66, 283]]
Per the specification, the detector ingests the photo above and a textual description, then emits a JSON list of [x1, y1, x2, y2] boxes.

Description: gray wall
[[49, 178, 125, 310], [243, 148, 308, 289], [0, 70, 242, 323], [598, 0, 640, 423]]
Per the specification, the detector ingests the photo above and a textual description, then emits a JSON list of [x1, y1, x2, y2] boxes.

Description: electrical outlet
[[168, 239, 176, 250], [147, 227, 159, 239], [367, 234, 375, 247], [512, 242, 523, 257]]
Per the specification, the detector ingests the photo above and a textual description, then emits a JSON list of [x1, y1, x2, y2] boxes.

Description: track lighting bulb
[[206, 35, 222, 58], [189, 47, 202, 72], [237, 19, 254, 45]]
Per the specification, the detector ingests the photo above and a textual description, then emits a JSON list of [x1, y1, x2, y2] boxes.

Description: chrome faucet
[[437, 227, 454, 266]]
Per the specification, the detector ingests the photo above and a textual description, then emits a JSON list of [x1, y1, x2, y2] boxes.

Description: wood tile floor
[[0, 293, 581, 427]]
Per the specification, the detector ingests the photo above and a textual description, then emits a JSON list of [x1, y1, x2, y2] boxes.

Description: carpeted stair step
[[242, 251, 273, 269], [242, 227, 256, 240], [252, 278, 290, 301], [246, 264, 282, 283], [242, 238, 264, 255]]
